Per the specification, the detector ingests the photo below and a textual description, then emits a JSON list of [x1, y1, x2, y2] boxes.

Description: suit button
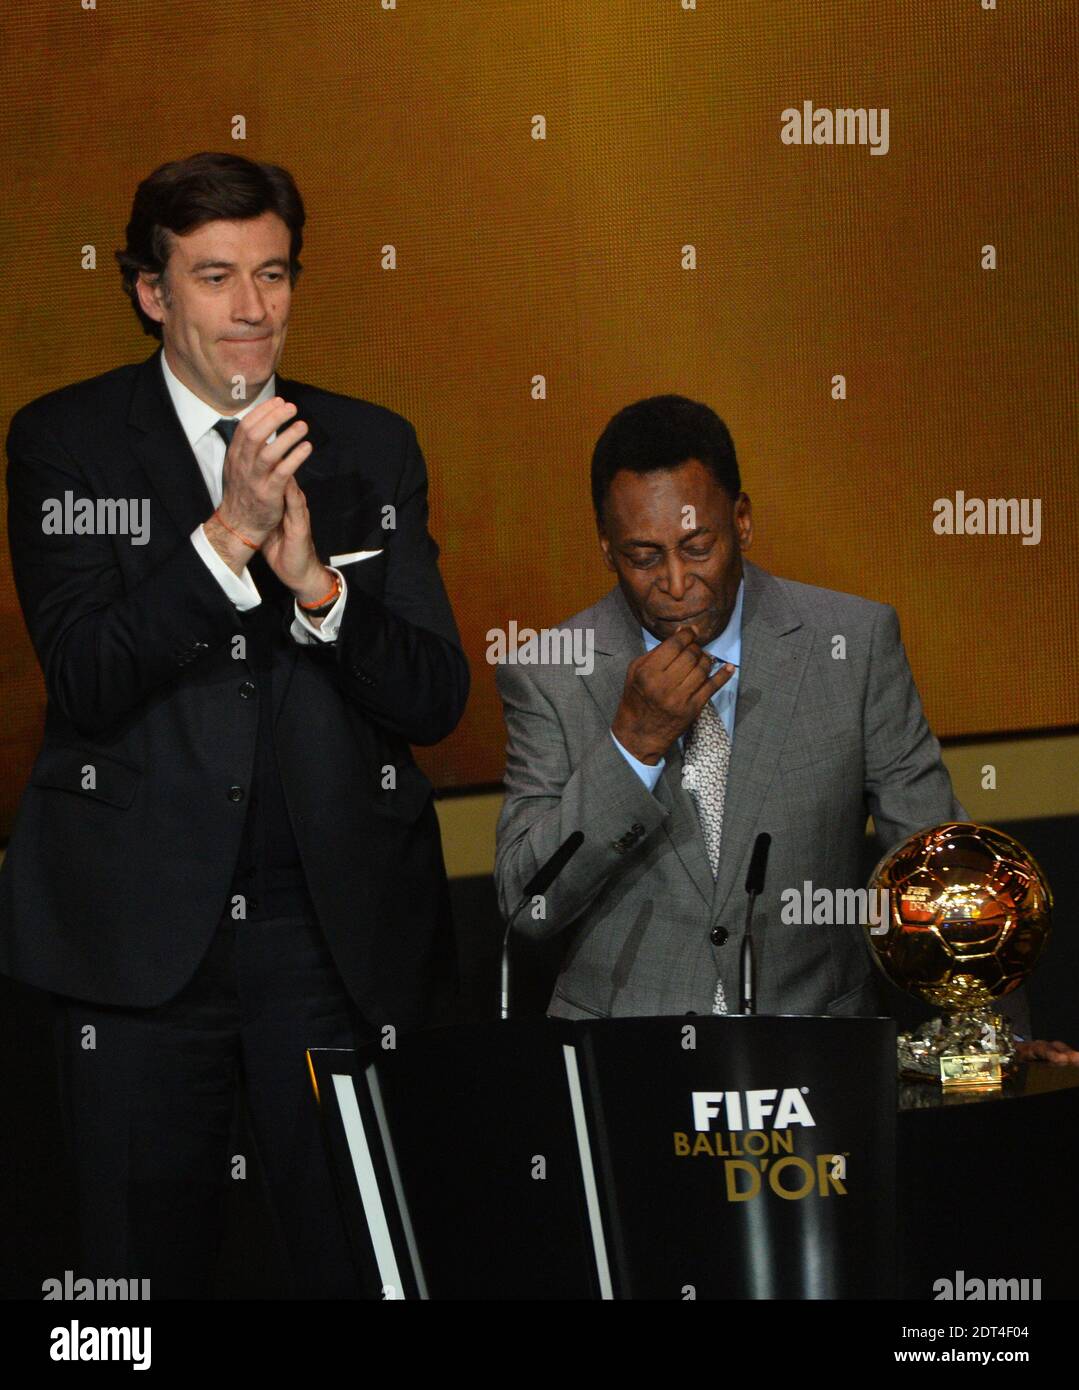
[[239, 681, 255, 699], [227, 785, 245, 802], [710, 926, 729, 946]]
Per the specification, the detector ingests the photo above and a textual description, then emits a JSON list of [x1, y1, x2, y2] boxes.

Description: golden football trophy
[[866, 823, 1053, 1088]]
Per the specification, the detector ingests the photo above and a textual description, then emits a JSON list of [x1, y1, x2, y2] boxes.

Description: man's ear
[[735, 492, 753, 551], [598, 527, 617, 573], [134, 271, 167, 328]]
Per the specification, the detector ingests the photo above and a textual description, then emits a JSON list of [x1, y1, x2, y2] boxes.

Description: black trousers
[[50, 911, 371, 1299]]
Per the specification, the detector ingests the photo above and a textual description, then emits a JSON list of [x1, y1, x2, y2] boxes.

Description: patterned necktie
[[682, 698, 732, 1014]]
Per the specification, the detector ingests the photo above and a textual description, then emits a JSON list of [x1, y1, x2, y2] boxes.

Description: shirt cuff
[[291, 567, 348, 644], [610, 729, 666, 791], [191, 526, 261, 610]]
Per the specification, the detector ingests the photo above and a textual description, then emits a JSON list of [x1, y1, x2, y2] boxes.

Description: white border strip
[[365, 1063, 429, 1299], [332, 1072, 405, 1299], [562, 1043, 614, 1299]]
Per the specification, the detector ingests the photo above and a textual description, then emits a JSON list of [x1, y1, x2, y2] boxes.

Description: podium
[[308, 1016, 897, 1299]]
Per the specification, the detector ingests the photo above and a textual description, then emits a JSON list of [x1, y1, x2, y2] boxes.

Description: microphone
[[499, 831, 585, 1020], [740, 832, 771, 1014], [745, 832, 771, 897]]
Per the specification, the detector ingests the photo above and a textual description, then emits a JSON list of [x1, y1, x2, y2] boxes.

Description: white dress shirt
[[159, 351, 347, 644], [611, 577, 744, 792]]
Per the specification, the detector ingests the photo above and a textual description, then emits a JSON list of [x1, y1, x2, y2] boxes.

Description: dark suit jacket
[[0, 347, 469, 1029]]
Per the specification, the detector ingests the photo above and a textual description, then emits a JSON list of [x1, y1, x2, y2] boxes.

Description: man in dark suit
[[1, 152, 469, 1296]]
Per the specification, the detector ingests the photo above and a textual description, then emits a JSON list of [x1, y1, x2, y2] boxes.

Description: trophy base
[[897, 1007, 1015, 1089]]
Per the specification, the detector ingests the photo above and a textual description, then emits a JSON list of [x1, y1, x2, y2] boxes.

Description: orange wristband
[[213, 509, 258, 551], [298, 573, 342, 611]]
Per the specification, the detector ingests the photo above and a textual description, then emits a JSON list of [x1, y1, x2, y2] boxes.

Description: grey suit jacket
[[494, 558, 987, 1023]]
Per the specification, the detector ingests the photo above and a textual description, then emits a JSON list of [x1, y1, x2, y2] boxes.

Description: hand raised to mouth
[[611, 625, 735, 766]]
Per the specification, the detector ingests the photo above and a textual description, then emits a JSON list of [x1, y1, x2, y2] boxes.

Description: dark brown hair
[[114, 152, 306, 339]]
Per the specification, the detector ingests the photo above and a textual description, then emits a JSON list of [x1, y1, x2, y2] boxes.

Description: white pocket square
[[329, 548, 384, 567]]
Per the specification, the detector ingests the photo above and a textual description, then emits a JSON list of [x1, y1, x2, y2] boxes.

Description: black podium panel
[[577, 1016, 897, 1298], [372, 1020, 599, 1298], [310, 1021, 597, 1298]]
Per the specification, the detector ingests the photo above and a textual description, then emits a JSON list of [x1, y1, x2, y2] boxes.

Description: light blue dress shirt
[[610, 577, 744, 792]]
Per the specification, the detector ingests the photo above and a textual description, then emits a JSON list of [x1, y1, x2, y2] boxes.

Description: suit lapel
[[274, 371, 336, 486], [709, 559, 810, 919], [575, 582, 639, 732], [128, 347, 218, 541]]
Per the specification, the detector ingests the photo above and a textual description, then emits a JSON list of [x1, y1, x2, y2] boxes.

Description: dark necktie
[[212, 417, 239, 450]]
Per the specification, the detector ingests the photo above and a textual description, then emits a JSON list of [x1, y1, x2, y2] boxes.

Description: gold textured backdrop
[[1, 1, 1076, 831]]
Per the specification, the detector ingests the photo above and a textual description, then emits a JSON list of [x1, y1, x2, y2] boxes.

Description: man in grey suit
[[494, 395, 1052, 1045]]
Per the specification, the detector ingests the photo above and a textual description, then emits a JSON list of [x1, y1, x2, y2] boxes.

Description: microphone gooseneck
[[740, 832, 771, 1014], [499, 831, 585, 1020]]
